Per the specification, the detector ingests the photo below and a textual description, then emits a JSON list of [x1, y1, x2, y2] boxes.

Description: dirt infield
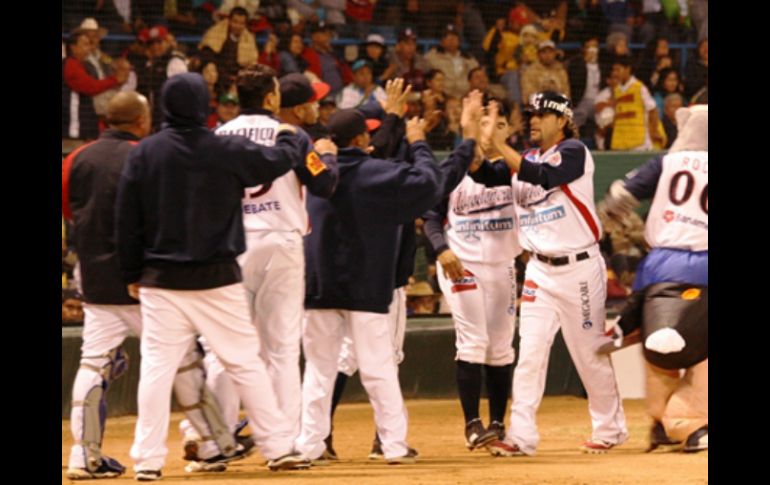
[[62, 397, 707, 484]]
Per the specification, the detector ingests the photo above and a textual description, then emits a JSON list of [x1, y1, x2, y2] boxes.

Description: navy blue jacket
[[304, 139, 476, 313], [116, 73, 302, 290]]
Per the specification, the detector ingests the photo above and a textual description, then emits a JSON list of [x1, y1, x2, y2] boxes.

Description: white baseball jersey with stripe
[[645, 151, 708, 251], [512, 144, 601, 255]]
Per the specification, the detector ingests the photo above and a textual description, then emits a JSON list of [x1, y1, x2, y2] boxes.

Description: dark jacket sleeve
[[623, 156, 663, 200], [370, 113, 406, 159], [518, 139, 586, 189], [422, 198, 449, 255], [291, 130, 339, 198], [115, 150, 145, 284], [437, 139, 476, 197], [358, 141, 444, 224], [469, 159, 511, 187], [224, 129, 300, 187]]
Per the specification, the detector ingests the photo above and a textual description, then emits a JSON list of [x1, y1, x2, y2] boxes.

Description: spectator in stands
[[164, 0, 201, 35], [517, 0, 568, 42], [639, 0, 689, 43], [566, 0, 606, 43], [593, 70, 618, 150], [134, 26, 188, 132], [514, 24, 543, 72], [278, 33, 311, 76], [652, 67, 685, 115], [483, 16, 521, 103], [408, 0, 462, 40], [387, 28, 429, 91], [199, 6, 258, 89], [302, 21, 353, 95], [62, 289, 85, 326], [345, 0, 377, 39], [287, 0, 347, 31], [520, 40, 570, 104], [63, 30, 130, 141], [599, 0, 634, 41], [505, 102, 530, 152], [661, 93, 683, 149], [358, 34, 390, 84], [212, 92, 241, 128], [608, 55, 663, 151], [337, 59, 387, 108], [406, 281, 440, 316], [259, 31, 281, 72], [425, 25, 480, 99], [684, 38, 707, 99], [467, 67, 490, 96], [635, 37, 679, 89], [421, 70, 455, 151], [690, 0, 707, 42], [78, 18, 125, 126], [567, 36, 603, 148]]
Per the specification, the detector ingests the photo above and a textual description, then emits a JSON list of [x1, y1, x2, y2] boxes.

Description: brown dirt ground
[[61, 397, 707, 484]]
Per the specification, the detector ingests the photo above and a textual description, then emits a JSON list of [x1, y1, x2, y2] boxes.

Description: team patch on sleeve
[[545, 151, 562, 167], [306, 151, 327, 176]]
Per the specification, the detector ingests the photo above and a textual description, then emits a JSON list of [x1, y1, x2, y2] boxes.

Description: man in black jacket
[[296, 91, 485, 465], [63, 91, 246, 480], [566, 36, 604, 147], [115, 73, 310, 481]]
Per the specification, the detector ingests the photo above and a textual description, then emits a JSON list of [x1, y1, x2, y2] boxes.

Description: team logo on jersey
[[579, 281, 592, 329], [519, 206, 566, 227], [662, 209, 708, 230], [306, 151, 328, 176], [663, 210, 675, 223], [521, 280, 538, 302], [544, 151, 562, 167], [455, 217, 515, 242], [450, 270, 478, 293]]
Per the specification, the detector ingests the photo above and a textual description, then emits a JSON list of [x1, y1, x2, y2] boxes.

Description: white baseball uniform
[[202, 112, 336, 437], [472, 139, 628, 455], [430, 173, 522, 366]]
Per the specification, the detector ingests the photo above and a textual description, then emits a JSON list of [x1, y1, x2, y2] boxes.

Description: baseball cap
[[442, 24, 460, 38], [538, 40, 556, 51], [279, 73, 331, 108], [219, 93, 239, 105], [326, 109, 381, 146], [398, 27, 417, 42], [138, 25, 169, 43], [526, 91, 573, 119], [79, 17, 108, 37], [508, 6, 531, 26], [365, 33, 386, 46], [351, 59, 373, 73], [309, 21, 334, 34]]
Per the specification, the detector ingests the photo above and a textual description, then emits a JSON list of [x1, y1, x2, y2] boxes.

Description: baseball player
[[297, 93, 483, 464], [189, 66, 339, 443], [602, 104, 708, 453], [62, 92, 247, 480], [470, 92, 628, 456], [115, 73, 310, 481], [423, 98, 523, 452]]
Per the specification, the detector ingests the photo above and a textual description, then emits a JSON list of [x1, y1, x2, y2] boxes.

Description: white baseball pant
[[337, 287, 407, 376], [296, 309, 409, 460], [129, 284, 296, 472], [508, 249, 628, 455], [436, 260, 517, 366]]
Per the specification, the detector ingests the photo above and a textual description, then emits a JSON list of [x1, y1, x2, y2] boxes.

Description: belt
[[534, 251, 591, 267]]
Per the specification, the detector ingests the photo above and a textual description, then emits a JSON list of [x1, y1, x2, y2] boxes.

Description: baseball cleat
[[323, 433, 339, 460], [580, 438, 616, 454], [135, 469, 162, 481], [267, 451, 311, 471], [368, 435, 384, 460], [465, 418, 499, 450], [487, 420, 506, 441], [66, 456, 126, 480], [385, 447, 419, 465], [486, 440, 526, 457], [682, 425, 708, 453], [646, 421, 682, 453]]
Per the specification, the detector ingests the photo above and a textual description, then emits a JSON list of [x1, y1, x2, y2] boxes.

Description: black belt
[[534, 251, 590, 266]]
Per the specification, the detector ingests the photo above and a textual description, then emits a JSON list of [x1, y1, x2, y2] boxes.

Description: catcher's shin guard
[[173, 345, 237, 458], [70, 346, 129, 472], [641, 282, 708, 370]]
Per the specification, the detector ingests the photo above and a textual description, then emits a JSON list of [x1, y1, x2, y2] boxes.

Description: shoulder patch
[[306, 151, 327, 176], [544, 151, 562, 167]]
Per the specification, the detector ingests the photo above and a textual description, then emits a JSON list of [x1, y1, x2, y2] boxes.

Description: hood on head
[[161, 72, 210, 127], [669, 104, 707, 152]]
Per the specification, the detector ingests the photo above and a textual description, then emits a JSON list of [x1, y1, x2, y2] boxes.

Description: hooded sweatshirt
[[116, 72, 303, 290]]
